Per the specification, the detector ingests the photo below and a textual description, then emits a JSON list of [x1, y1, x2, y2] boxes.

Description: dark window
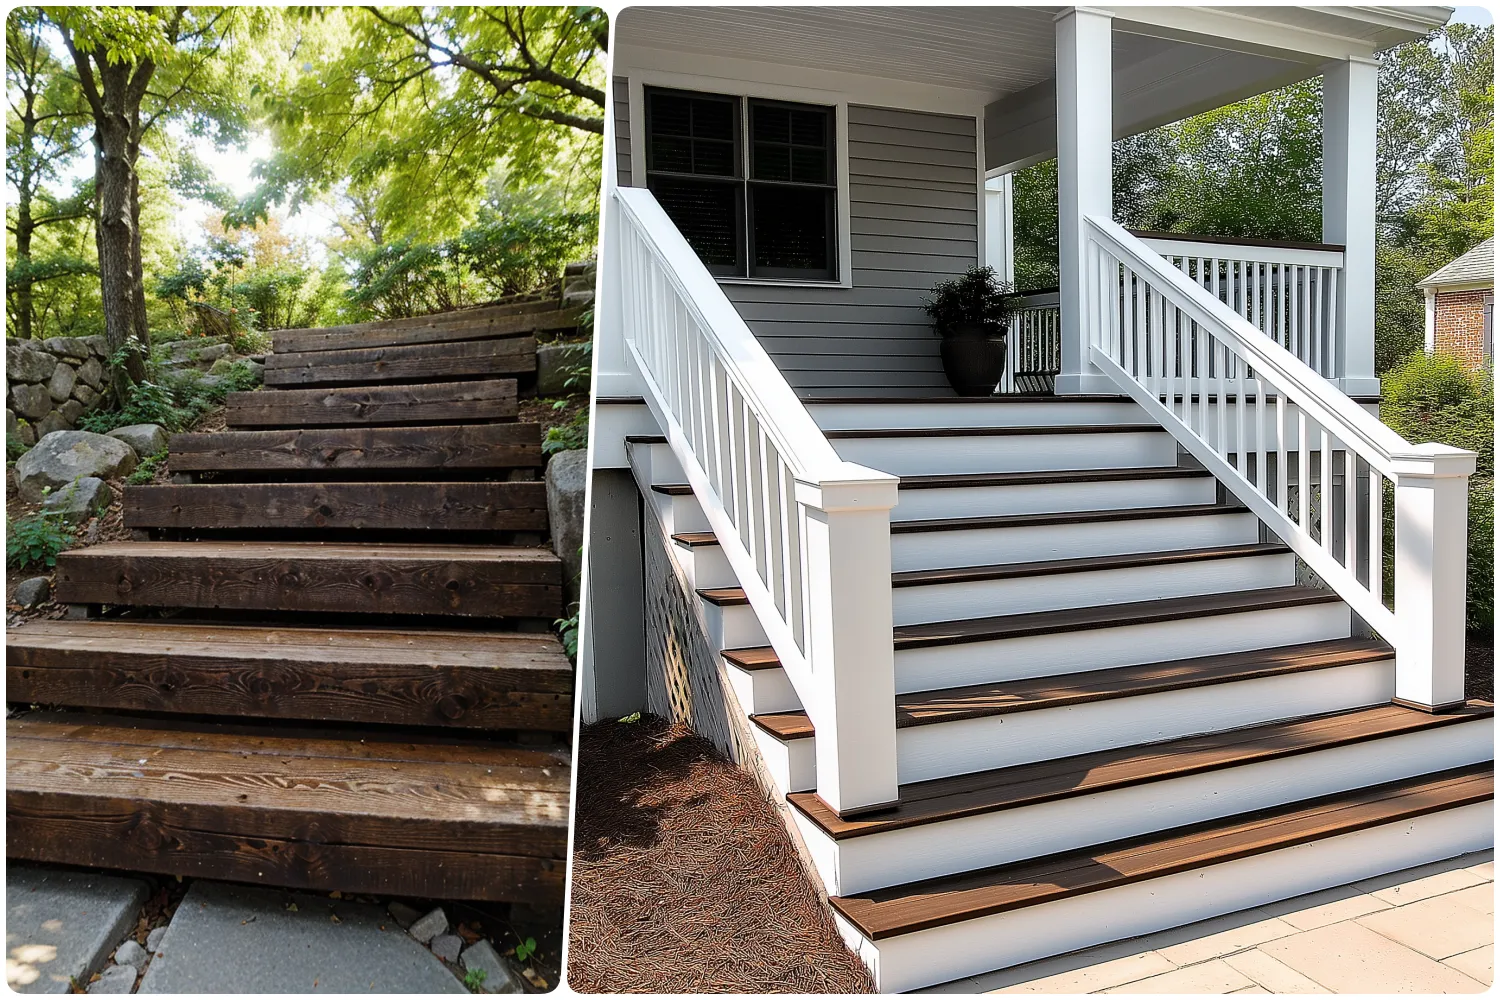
[[645, 88, 837, 281]]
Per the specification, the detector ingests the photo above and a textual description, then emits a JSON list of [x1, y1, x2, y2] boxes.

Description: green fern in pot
[[923, 266, 1018, 396]]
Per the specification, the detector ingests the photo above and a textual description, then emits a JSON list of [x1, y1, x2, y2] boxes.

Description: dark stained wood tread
[[892, 543, 1288, 588], [697, 587, 749, 607], [264, 337, 536, 387], [7, 620, 573, 731], [722, 646, 783, 671], [672, 531, 719, 548], [651, 483, 693, 495], [893, 586, 1343, 651], [891, 502, 1245, 534], [830, 765, 1494, 939], [225, 380, 518, 428], [7, 713, 569, 902], [271, 305, 583, 354], [169, 423, 542, 473], [791, 702, 1492, 840], [124, 481, 549, 532], [899, 467, 1212, 490], [746, 637, 1394, 742], [751, 711, 816, 740], [802, 395, 1130, 404], [626, 434, 668, 445], [825, 424, 1165, 439]]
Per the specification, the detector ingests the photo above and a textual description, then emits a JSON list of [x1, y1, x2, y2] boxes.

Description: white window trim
[[627, 70, 854, 290]]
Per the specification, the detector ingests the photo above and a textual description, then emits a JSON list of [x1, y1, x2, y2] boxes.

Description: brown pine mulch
[[566, 715, 875, 993]]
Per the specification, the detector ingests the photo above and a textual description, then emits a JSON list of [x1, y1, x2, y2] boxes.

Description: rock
[[41, 337, 92, 360], [42, 476, 113, 525], [18, 421, 36, 446], [58, 399, 84, 425], [210, 356, 264, 384], [406, 907, 447, 945], [429, 934, 462, 964], [535, 341, 591, 395], [6, 408, 16, 437], [162, 340, 229, 366], [10, 383, 53, 421], [386, 901, 422, 929], [107, 424, 168, 457], [14, 577, 51, 608], [85, 964, 135, 994], [6, 342, 58, 383], [6, 866, 149, 995], [35, 410, 69, 438], [546, 449, 587, 607], [145, 927, 167, 955], [72, 383, 98, 408], [46, 364, 77, 402], [459, 940, 524, 994], [75, 357, 105, 390], [83, 335, 109, 357], [112, 940, 148, 971], [14, 431, 137, 502]]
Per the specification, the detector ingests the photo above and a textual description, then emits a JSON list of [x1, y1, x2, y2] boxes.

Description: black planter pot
[[939, 321, 1007, 396]]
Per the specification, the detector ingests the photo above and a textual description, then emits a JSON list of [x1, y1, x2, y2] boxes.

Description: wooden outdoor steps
[[790, 703, 1493, 840], [890, 542, 1288, 587], [671, 531, 719, 548], [889, 502, 1245, 534], [7, 620, 573, 731], [264, 337, 537, 388], [54, 541, 563, 618], [168, 423, 541, 473], [897, 466, 1214, 490], [824, 423, 1165, 439], [270, 303, 583, 354], [224, 379, 519, 428], [124, 482, 549, 532], [7, 714, 569, 902], [828, 765, 1494, 939]]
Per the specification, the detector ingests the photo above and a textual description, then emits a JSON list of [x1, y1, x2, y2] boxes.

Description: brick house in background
[[1419, 237, 1494, 368]]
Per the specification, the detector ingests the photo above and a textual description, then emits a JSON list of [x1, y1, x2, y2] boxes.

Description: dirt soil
[[567, 715, 875, 994]]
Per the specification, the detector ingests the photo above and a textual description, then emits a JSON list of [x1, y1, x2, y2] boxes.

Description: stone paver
[[1221, 948, 1329, 994], [1100, 959, 1253, 993], [1261, 921, 1486, 993], [988, 951, 1178, 993], [1446, 945, 1493, 984], [1357, 892, 1493, 960], [6, 866, 148, 994], [136, 881, 465, 993]]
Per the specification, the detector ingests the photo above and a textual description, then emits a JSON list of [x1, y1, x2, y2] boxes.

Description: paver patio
[[924, 850, 1493, 993]]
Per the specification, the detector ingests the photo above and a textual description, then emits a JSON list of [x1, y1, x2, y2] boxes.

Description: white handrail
[[1084, 216, 1475, 710], [613, 186, 900, 815]]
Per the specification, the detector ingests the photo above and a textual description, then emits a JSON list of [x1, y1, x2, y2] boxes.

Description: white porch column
[[985, 174, 1015, 284], [1323, 56, 1380, 396], [1424, 287, 1438, 352], [1054, 7, 1116, 395]]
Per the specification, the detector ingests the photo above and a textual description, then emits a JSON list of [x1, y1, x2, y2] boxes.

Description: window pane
[[693, 138, 736, 177], [651, 136, 693, 173], [652, 177, 742, 273], [753, 143, 791, 182], [691, 97, 735, 141], [789, 110, 826, 147], [751, 185, 833, 278], [790, 148, 827, 184], [752, 104, 790, 143], [650, 93, 692, 136]]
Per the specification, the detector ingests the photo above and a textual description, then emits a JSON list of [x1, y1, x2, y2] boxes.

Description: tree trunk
[[13, 100, 37, 340]]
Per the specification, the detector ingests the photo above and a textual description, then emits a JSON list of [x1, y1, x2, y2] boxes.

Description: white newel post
[[1323, 56, 1380, 397], [985, 174, 1015, 284], [799, 474, 901, 817], [1391, 444, 1477, 711], [1054, 7, 1115, 395]]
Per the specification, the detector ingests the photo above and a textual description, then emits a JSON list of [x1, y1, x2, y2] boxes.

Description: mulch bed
[[567, 715, 874, 994]]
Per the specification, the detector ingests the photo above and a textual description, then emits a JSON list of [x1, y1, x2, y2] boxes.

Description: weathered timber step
[[225, 380, 518, 428], [271, 305, 584, 354], [263, 337, 536, 387], [791, 703, 1492, 840], [6, 620, 573, 730], [6, 714, 569, 902], [124, 481, 548, 532], [828, 764, 1494, 940], [54, 541, 563, 618], [891, 542, 1288, 587], [749, 637, 1395, 741], [890, 502, 1245, 534], [824, 424, 1165, 439], [671, 531, 718, 548], [697, 587, 750, 607], [898, 466, 1212, 490], [168, 423, 542, 473]]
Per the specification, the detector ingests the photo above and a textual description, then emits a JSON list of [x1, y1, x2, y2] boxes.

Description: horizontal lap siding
[[613, 77, 632, 186]]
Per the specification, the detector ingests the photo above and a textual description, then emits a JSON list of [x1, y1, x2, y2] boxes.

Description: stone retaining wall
[[6, 337, 111, 445]]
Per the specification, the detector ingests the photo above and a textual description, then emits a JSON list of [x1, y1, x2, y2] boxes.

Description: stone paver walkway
[[930, 850, 1493, 994]]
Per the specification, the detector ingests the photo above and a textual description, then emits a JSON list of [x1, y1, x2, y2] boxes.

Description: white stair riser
[[842, 801, 1493, 993], [664, 494, 711, 534], [705, 603, 768, 650], [804, 717, 1492, 895], [896, 601, 1352, 692], [727, 662, 802, 715], [751, 725, 815, 794], [832, 431, 1177, 477], [808, 400, 1146, 431], [896, 658, 1392, 783], [891, 512, 1259, 572], [676, 542, 737, 590], [892, 553, 1294, 625], [892, 476, 1217, 522]]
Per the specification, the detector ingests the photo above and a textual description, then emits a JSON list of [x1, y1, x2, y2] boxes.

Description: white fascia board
[[1099, 7, 1393, 62]]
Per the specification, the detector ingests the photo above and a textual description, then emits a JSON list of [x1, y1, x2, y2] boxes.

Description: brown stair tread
[[168, 423, 542, 473], [899, 466, 1212, 490], [751, 711, 815, 740], [7, 713, 569, 902], [791, 702, 1491, 839], [891, 502, 1245, 534], [697, 587, 749, 607], [722, 646, 782, 671], [830, 765, 1494, 939], [271, 304, 583, 354], [826, 424, 1164, 439], [626, 434, 668, 445], [744, 637, 1395, 741], [671, 531, 719, 547], [894, 586, 1343, 650], [651, 483, 693, 495], [7, 619, 573, 731], [892, 542, 1288, 588], [224, 380, 519, 428], [263, 337, 536, 388]]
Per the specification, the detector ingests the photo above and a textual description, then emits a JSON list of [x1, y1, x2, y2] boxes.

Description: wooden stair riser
[[726, 658, 803, 716], [264, 337, 537, 388], [891, 509, 1259, 572], [897, 600, 1352, 693], [892, 474, 1218, 522], [838, 801, 1493, 993], [750, 720, 816, 795], [124, 482, 549, 534], [800, 716, 1492, 896], [674, 538, 738, 591], [830, 429, 1177, 477], [806, 398, 1148, 432], [704, 600, 768, 651], [169, 424, 542, 474], [271, 306, 582, 355], [224, 380, 519, 428], [893, 551, 1294, 626]]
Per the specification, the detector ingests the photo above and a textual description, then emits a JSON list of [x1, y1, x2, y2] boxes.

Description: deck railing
[[1133, 231, 1345, 380], [612, 186, 901, 815], [1085, 216, 1475, 709], [999, 288, 1061, 394]]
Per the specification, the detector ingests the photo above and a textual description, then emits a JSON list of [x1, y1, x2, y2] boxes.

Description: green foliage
[[78, 379, 180, 433], [513, 937, 537, 964], [126, 450, 167, 485], [7, 433, 29, 463], [923, 266, 1017, 335], [462, 968, 488, 992], [7, 504, 70, 572], [556, 609, 580, 660], [1465, 478, 1494, 630], [542, 403, 589, 455]]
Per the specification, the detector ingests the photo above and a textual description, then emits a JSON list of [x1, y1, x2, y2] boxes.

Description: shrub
[[543, 405, 589, 455], [7, 505, 70, 572], [78, 379, 182, 434], [127, 450, 168, 486]]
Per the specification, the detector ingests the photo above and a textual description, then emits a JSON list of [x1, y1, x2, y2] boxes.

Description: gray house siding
[[613, 77, 632, 187], [615, 87, 978, 396]]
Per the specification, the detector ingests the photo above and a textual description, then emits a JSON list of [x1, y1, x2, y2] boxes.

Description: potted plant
[[923, 266, 1017, 396]]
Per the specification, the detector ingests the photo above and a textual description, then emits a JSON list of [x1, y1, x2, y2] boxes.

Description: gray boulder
[[14, 576, 51, 608], [85, 964, 135, 994], [41, 336, 92, 360], [112, 939, 148, 972], [47, 363, 78, 402], [83, 334, 109, 356], [429, 933, 463, 964], [146, 926, 167, 955], [72, 383, 98, 408], [14, 431, 137, 502], [76, 356, 106, 390], [35, 410, 70, 438], [407, 906, 447, 945], [459, 940, 524, 994], [10, 382, 52, 421], [107, 424, 168, 457], [210, 356, 265, 384], [42, 476, 114, 524], [6, 408, 16, 438], [7, 342, 58, 383], [535, 342, 591, 395], [546, 449, 587, 607], [59, 399, 84, 425], [17, 420, 36, 446]]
